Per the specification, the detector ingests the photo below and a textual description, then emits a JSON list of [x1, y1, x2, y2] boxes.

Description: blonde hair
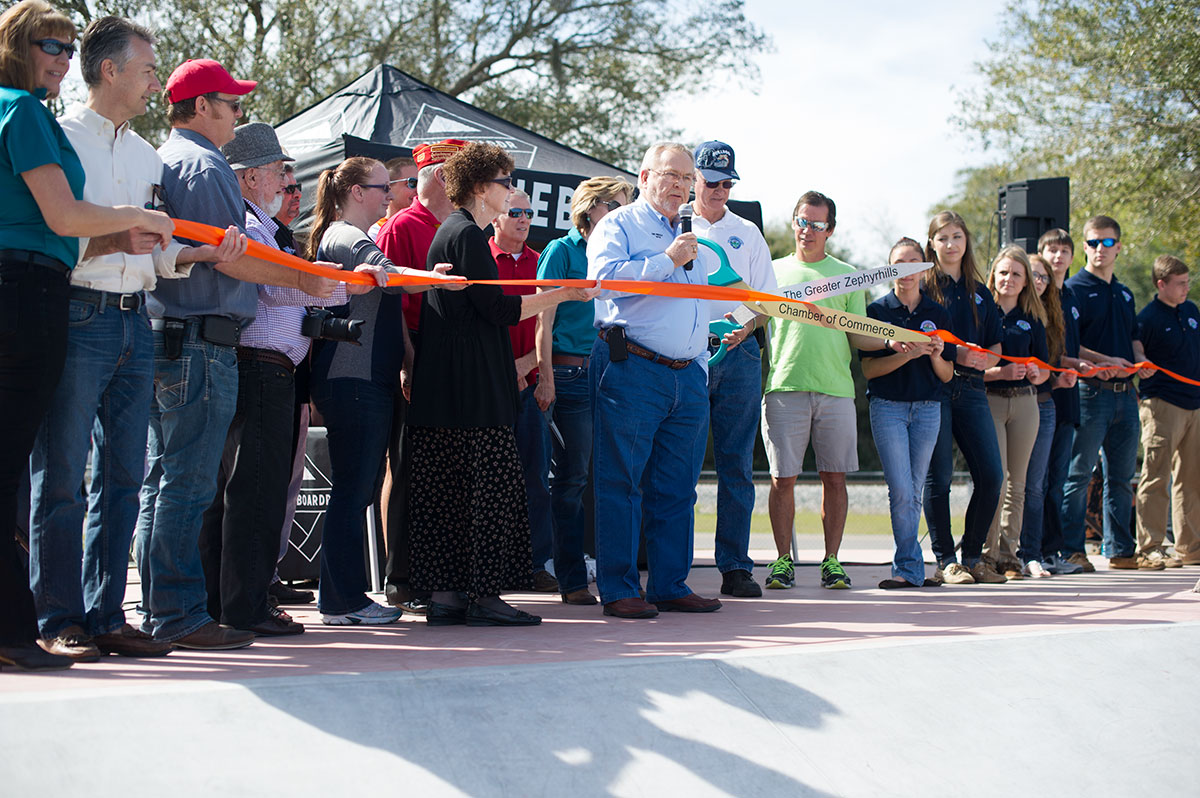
[[0, 0, 76, 98], [570, 176, 633, 234], [1152, 254, 1188, 284], [987, 245, 1047, 326]]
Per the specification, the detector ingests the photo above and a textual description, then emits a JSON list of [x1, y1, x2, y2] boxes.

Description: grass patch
[[694, 511, 898, 536]]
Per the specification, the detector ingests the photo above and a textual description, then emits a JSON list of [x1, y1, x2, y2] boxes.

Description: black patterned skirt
[[407, 425, 534, 598]]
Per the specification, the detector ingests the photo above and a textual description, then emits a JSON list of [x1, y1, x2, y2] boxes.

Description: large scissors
[[700, 237, 761, 366]]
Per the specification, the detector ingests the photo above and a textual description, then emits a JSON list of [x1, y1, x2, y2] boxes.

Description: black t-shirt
[[990, 305, 1049, 391], [1052, 283, 1083, 425], [927, 273, 1003, 376], [862, 292, 952, 402], [1065, 268, 1138, 383], [1136, 297, 1200, 410]]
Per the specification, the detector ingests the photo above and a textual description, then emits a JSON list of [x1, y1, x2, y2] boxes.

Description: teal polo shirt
[[0, 87, 85, 268], [537, 228, 597, 357]]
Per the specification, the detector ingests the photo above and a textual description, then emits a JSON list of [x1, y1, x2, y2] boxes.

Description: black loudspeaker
[[998, 177, 1070, 254]]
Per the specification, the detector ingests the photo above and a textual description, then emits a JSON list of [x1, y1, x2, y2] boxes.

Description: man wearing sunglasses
[[272, 164, 301, 254], [1062, 215, 1158, 570], [138, 58, 342, 651], [688, 140, 775, 598], [489, 190, 558, 593], [368, 156, 417, 240]]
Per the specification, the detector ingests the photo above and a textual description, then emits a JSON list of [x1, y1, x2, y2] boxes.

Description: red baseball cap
[[165, 59, 257, 103], [413, 139, 468, 170]]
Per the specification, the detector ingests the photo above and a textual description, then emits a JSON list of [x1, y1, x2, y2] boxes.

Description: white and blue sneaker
[[321, 601, 403, 626]]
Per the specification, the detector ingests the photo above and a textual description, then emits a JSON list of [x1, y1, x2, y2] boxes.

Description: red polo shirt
[[489, 237, 539, 382], [375, 197, 440, 332]]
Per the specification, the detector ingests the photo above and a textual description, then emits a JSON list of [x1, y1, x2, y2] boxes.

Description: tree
[[952, 0, 1200, 296], [55, 0, 766, 167]]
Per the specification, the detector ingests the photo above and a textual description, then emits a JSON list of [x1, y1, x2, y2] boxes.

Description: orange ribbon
[[173, 218, 1200, 388]]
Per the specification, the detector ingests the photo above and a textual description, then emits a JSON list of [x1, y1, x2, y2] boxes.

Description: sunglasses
[[358, 183, 391, 192], [490, 176, 514, 189], [144, 183, 167, 212], [1086, 237, 1118, 248], [597, 199, 623, 212], [704, 180, 736, 190], [506, 208, 534, 218], [794, 218, 831, 232], [283, 183, 302, 195], [390, 177, 418, 190], [32, 38, 74, 58], [208, 95, 242, 114]]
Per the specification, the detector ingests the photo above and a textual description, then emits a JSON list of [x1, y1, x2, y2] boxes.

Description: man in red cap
[[373, 138, 465, 612], [135, 59, 341, 651]]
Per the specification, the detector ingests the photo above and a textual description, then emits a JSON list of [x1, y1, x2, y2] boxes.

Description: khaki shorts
[[761, 391, 859, 477]]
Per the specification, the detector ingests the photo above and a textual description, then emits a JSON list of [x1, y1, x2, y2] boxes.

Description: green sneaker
[[820, 555, 851, 589], [764, 555, 795, 589]]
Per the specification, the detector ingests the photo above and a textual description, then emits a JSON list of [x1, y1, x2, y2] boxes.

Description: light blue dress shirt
[[586, 197, 710, 361]]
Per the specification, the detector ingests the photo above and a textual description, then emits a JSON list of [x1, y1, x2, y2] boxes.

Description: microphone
[[679, 204, 693, 271]]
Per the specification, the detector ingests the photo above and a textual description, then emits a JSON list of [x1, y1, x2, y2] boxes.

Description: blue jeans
[[1061, 384, 1138, 558], [591, 338, 708, 603], [1041, 418, 1075, 558], [1018, 398, 1056, 563], [707, 335, 761, 574], [923, 376, 1002, 567], [549, 363, 592, 594], [29, 299, 153, 638], [870, 398, 940, 585], [135, 328, 238, 641], [311, 377, 392, 615], [514, 381, 553, 570]]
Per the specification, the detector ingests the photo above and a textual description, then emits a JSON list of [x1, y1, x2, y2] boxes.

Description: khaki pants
[[985, 392, 1040, 562], [1135, 397, 1200, 561]]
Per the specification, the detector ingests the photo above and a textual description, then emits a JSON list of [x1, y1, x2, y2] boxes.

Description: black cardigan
[[408, 208, 523, 428]]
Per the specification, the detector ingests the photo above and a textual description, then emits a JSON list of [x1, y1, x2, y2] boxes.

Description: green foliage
[[947, 0, 1200, 306], [54, 0, 766, 167]]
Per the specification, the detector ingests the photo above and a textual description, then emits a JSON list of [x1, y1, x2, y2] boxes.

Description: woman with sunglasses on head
[[862, 238, 953, 588], [0, 0, 174, 671], [407, 142, 596, 627], [982, 246, 1050, 578], [368, 156, 417, 240], [305, 156, 463, 626], [535, 175, 632, 605], [921, 211, 1006, 585]]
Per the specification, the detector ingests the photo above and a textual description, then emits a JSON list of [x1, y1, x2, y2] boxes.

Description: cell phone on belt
[[607, 326, 628, 362], [163, 319, 185, 360]]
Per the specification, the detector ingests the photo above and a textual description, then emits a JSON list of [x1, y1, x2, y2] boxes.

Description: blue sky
[[666, 0, 1011, 265]]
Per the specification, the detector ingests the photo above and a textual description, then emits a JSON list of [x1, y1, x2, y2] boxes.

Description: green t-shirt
[[765, 253, 866, 398]]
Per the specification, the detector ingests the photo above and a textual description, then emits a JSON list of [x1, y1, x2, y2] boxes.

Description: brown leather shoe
[[531, 569, 560, 593], [603, 597, 659, 618], [173, 621, 255, 650], [37, 625, 101, 662], [561, 588, 598, 605], [653, 593, 722, 613], [93, 624, 173, 657]]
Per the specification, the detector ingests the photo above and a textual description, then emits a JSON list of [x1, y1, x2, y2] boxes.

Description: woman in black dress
[[407, 142, 595, 627]]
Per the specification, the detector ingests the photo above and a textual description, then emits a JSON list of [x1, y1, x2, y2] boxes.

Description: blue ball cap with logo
[[694, 140, 739, 182]]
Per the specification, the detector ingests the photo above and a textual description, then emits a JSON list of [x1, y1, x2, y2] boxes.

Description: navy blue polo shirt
[[927, 273, 1003, 376], [990, 305, 1049, 391], [1136, 297, 1200, 410], [862, 292, 952, 401], [1052, 283, 1083, 425], [1065, 269, 1138, 384]]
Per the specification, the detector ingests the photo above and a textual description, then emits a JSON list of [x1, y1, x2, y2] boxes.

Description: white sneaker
[[1023, 560, 1051, 578], [321, 601, 403, 626]]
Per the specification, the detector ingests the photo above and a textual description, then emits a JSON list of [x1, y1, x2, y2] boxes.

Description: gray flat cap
[[222, 122, 294, 170]]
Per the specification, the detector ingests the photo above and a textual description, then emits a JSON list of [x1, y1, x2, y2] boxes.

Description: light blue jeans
[[135, 328, 238, 641], [870, 398, 940, 585], [29, 299, 153, 638]]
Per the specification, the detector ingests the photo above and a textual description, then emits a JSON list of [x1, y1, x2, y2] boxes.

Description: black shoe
[[720, 569, 763, 597], [426, 601, 467, 626], [465, 602, 542, 626], [174, 621, 255, 650], [531, 569, 559, 593], [269, 581, 315, 605], [0, 642, 74, 671], [237, 607, 305, 637]]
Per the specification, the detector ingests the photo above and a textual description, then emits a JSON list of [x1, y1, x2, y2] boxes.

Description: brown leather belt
[[598, 328, 692, 370], [236, 346, 295, 373], [1083, 377, 1132, 393], [551, 353, 589, 368], [986, 384, 1037, 398]]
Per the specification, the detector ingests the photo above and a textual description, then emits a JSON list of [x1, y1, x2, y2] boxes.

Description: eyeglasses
[[208, 96, 242, 114], [506, 208, 534, 218], [1086, 237, 1118, 248], [390, 177, 418, 190], [283, 183, 302, 195], [794, 218, 831, 232], [704, 180, 736, 190], [650, 169, 690, 184], [31, 39, 74, 58], [1032, 273, 1049, 285], [490, 176, 514, 189], [358, 184, 391, 192]]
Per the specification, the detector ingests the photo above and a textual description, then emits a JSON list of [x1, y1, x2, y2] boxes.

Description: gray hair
[[80, 15, 155, 88], [639, 142, 691, 173]]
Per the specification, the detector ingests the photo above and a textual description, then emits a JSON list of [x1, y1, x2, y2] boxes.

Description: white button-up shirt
[[58, 103, 190, 293]]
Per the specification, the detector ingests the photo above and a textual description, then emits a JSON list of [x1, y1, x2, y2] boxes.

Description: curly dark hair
[[443, 142, 515, 207]]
